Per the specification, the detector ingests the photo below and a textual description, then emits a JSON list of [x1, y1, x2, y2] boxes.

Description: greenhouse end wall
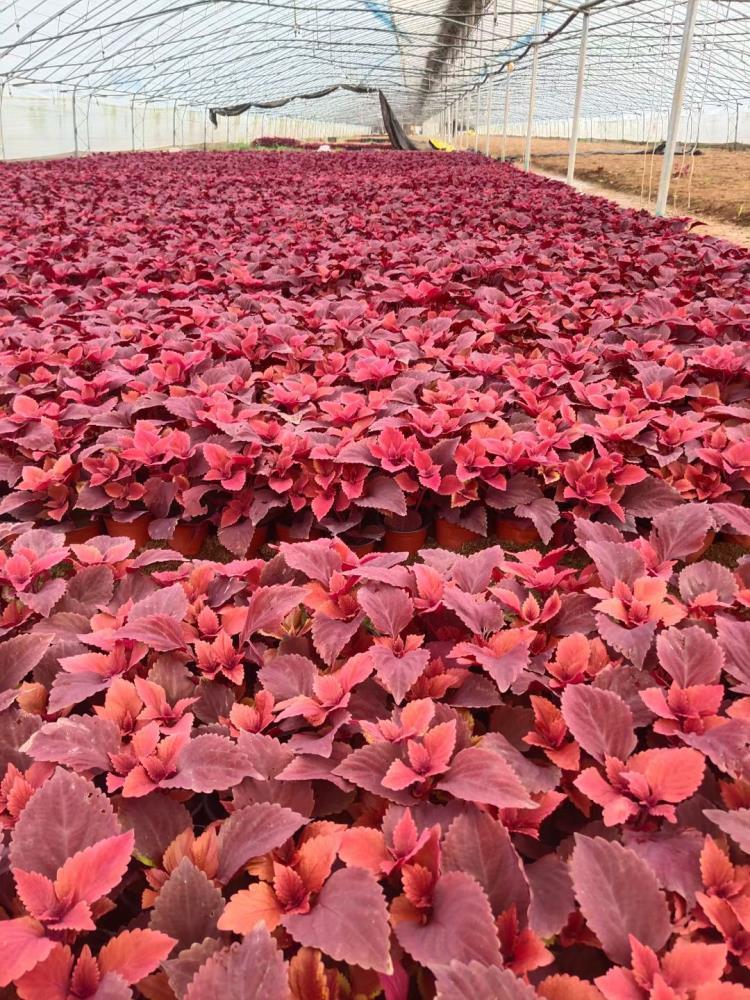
[[0, 92, 360, 160]]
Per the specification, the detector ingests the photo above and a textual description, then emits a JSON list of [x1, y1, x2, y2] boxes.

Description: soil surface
[[469, 135, 750, 247]]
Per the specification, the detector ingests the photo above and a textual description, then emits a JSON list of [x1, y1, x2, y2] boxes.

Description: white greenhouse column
[[655, 0, 699, 216], [523, 8, 542, 171], [501, 0, 515, 161], [484, 79, 493, 155], [474, 84, 481, 151], [567, 11, 589, 183]]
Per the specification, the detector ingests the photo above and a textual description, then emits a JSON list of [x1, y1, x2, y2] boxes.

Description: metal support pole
[[501, 0, 515, 161], [0, 82, 6, 161], [474, 85, 481, 152], [655, 0, 699, 216], [73, 87, 79, 157], [484, 79, 493, 156], [523, 8, 542, 171], [131, 96, 136, 152], [567, 11, 589, 183]]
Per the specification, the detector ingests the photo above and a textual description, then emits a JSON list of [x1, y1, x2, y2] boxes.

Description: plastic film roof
[[0, 0, 749, 127]]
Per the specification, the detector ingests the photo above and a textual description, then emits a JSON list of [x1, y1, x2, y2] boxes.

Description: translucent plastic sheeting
[[1, 0, 750, 136], [0, 87, 359, 159], [423, 0, 750, 142]]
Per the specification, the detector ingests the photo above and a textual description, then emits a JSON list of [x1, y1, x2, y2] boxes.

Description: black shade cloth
[[208, 84, 376, 127], [378, 90, 417, 151], [208, 87, 418, 151]]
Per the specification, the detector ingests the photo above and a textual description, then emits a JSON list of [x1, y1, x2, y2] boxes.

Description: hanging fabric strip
[[208, 84, 377, 126], [378, 90, 417, 150], [208, 86, 418, 152]]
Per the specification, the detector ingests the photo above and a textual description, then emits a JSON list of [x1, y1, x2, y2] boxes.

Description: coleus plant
[[0, 151, 749, 999], [0, 153, 749, 550]]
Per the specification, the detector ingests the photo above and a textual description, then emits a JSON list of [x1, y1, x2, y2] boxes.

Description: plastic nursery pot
[[104, 514, 152, 548], [685, 530, 716, 563], [493, 514, 541, 547], [434, 516, 482, 551], [275, 521, 323, 544], [384, 523, 429, 557], [346, 538, 377, 558], [64, 520, 103, 545], [246, 523, 269, 557], [169, 521, 210, 558]]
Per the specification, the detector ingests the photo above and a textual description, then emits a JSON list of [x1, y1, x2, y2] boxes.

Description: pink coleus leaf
[[21, 716, 120, 772], [0, 633, 52, 699], [164, 939, 224, 1000], [436, 745, 535, 809], [527, 854, 576, 939], [216, 802, 307, 883], [149, 857, 225, 952], [184, 926, 289, 1000], [442, 808, 531, 921], [370, 643, 430, 704], [50, 830, 134, 907], [242, 584, 306, 637], [656, 625, 724, 686], [10, 768, 120, 878], [358, 585, 414, 637], [394, 871, 502, 970], [0, 917, 56, 988], [433, 960, 538, 1000], [161, 734, 260, 793], [570, 834, 672, 965], [97, 928, 177, 984], [561, 685, 637, 763], [704, 807, 750, 853], [594, 615, 656, 670], [651, 502, 713, 561], [282, 866, 392, 973]]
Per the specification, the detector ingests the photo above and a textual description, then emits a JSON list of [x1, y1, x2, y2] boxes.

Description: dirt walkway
[[532, 166, 750, 248], [451, 134, 750, 248]]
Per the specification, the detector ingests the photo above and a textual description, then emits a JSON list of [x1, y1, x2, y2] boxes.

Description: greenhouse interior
[[1, 1, 750, 999]]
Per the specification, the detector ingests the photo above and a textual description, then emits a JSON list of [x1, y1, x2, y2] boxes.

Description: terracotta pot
[[65, 520, 103, 545], [722, 531, 750, 551], [247, 523, 269, 557], [275, 521, 322, 544], [384, 524, 428, 557], [347, 539, 377, 558], [170, 521, 209, 558], [494, 514, 541, 547], [685, 530, 716, 563], [435, 517, 481, 551], [104, 514, 152, 548]]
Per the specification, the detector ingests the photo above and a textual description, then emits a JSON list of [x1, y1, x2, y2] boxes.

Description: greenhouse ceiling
[[0, 0, 749, 126]]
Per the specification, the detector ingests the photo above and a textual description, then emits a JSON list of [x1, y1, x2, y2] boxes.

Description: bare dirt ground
[[469, 135, 750, 248]]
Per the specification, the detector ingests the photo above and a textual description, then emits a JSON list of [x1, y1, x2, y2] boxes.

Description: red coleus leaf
[[570, 835, 672, 965], [149, 857, 225, 951], [183, 926, 289, 1000], [436, 745, 535, 810], [433, 960, 538, 1000], [281, 867, 392, 973], [442, 808, 530, 921], [4, 151, 750, 999], [561, 685, 636, 763], [394, 871, 502, 971], [10, 769, 121, 877]]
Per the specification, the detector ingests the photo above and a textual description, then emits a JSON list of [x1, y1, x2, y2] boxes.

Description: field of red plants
[[0, 148, 749, 1000]]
